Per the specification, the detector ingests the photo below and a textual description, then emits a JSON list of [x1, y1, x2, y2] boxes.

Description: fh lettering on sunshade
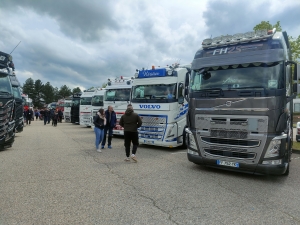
[[139, 104, 161, 109]]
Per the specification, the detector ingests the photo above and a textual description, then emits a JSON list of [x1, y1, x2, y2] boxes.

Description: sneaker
[[131, 154, 137, 162], [97, 149, 102, 153], [124, 157, 130, 161], [108, 146, 112, 149], [101, 146, 104, 149]]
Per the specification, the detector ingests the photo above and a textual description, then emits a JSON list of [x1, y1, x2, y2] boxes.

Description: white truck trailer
[[79, 89, 95, 127]]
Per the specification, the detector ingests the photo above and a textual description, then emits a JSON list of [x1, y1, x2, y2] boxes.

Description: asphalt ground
[[1, 120, 300, 225]]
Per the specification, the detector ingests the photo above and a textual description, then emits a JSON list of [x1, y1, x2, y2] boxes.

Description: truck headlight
[[264, 139, 281, 158], [262, 135, 286, 165], [185, 128, 197, 150]]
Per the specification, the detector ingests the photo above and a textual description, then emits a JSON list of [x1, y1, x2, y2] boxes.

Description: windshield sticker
[[268, 80, 277, 88]]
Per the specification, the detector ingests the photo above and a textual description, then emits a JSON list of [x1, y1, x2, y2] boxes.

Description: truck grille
[[204, 148, 256, 159], [210, 129, 248, 139], [201, 137, 259, 147]]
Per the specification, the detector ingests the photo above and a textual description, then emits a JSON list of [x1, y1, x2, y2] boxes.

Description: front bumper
[[187, 151, 288, 175], [139, 138, 181, 148]]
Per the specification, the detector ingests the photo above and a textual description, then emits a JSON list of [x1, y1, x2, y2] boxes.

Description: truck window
[[132, 84, 177, 100], [190, 62, 284, 91]]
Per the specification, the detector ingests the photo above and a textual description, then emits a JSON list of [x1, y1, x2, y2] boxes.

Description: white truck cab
[[131, 64, 190, 148], [91, 88, 106, 126], [79, 89, 95, 126], [104, 76, 133, 135]]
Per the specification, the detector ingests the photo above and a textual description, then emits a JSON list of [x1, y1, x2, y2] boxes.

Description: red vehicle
[[56, 99, 65, 112]]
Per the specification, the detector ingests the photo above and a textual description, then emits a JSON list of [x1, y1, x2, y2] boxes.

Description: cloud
[[1, 0, 120, 42], [203, 0, 300, 38]]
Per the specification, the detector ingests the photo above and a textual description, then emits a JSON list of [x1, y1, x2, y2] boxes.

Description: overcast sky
[[1, 0, 299, 91]]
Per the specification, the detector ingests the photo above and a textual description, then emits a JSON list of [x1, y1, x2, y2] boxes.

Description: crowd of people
[[24, 104, 143, 162], [23, 107, 63, 126], [93, 104, 142, 162]]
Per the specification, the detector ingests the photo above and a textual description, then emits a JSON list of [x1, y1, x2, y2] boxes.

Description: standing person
[[101, 106, 116, 149], [52, 111, 58, 127], [48, 108, 54, 124], [35, 110, 39, 120], [26, 107, 33, 125], [58, 109, 63, 123], [94, 108, 106, 152], [42, 108, 49, 125], [119, 104, 142, 162]]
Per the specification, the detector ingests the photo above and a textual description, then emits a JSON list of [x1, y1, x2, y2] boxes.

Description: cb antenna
[[10, 41, 21, 54]]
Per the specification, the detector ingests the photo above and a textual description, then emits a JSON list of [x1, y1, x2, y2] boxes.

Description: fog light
[[262, 159, 282, 165]]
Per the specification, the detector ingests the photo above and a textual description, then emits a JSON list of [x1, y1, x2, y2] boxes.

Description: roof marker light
[[244, 31, 255, 39], [256, 29, 267, 37], [222, 35, 232, 42], [202, 38, 212, 46], [232, 33, 244, 41], [212, 36, 222, 44], [152, 65, 155, 70]]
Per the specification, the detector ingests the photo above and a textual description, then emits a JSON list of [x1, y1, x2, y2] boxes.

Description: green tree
[[32, 79, 44, 108], [59, 85, 72, 98], [22, 78, 35, 98], [42, 82, 55, 104], [53, 87, 60, 101], [102, 83, 107, 88], [254, 21, 299, 62], [72, 87, 82, 94]]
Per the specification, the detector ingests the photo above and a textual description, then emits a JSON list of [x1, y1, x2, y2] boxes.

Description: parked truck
[[70, 93, 82, 124], [0, 51, 16, 150], [185, 29, 299, 175], [91, 88, 106, 126], [80, 89, 95, 127], [9, 72, 23, 132], [131, 65, 189, 148], [104, 76, 132, 135]]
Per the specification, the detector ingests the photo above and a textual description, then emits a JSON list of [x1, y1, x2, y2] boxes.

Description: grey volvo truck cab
[[185, 29, 299, 175]]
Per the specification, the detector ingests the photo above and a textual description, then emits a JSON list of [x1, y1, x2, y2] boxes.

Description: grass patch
[[293, 141, 300, 150]]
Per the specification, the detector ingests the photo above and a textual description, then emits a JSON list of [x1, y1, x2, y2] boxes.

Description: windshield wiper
[[227, 86, 268, 95], [194, 88, 224, 96]]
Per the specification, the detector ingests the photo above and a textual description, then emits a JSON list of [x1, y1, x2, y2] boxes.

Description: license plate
[[217, 160, 239, 168], [144, 140, 154, 144]]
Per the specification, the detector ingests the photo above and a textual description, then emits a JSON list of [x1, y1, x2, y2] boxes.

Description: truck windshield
[[92, 95, 104, 106], [72, 99, 80, 106], [12, 87, 22, 99], [80, 97, 92, 105], [190, 62, 284, 91], [0, 73, 13, 94], [132, 83, 177, 100], [105, 89, 130, 101]]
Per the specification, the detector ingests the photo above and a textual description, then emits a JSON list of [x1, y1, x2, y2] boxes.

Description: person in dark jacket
[[119, 104, 142, 162], [52, 111, 59, 127], [26, 107, 33, 125], [101, 106, 116, 149], [58, 109, 63, 122]]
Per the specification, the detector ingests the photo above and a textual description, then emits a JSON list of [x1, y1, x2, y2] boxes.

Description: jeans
[[94, 127, 104, 149], [102, 126, 113, 147]]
